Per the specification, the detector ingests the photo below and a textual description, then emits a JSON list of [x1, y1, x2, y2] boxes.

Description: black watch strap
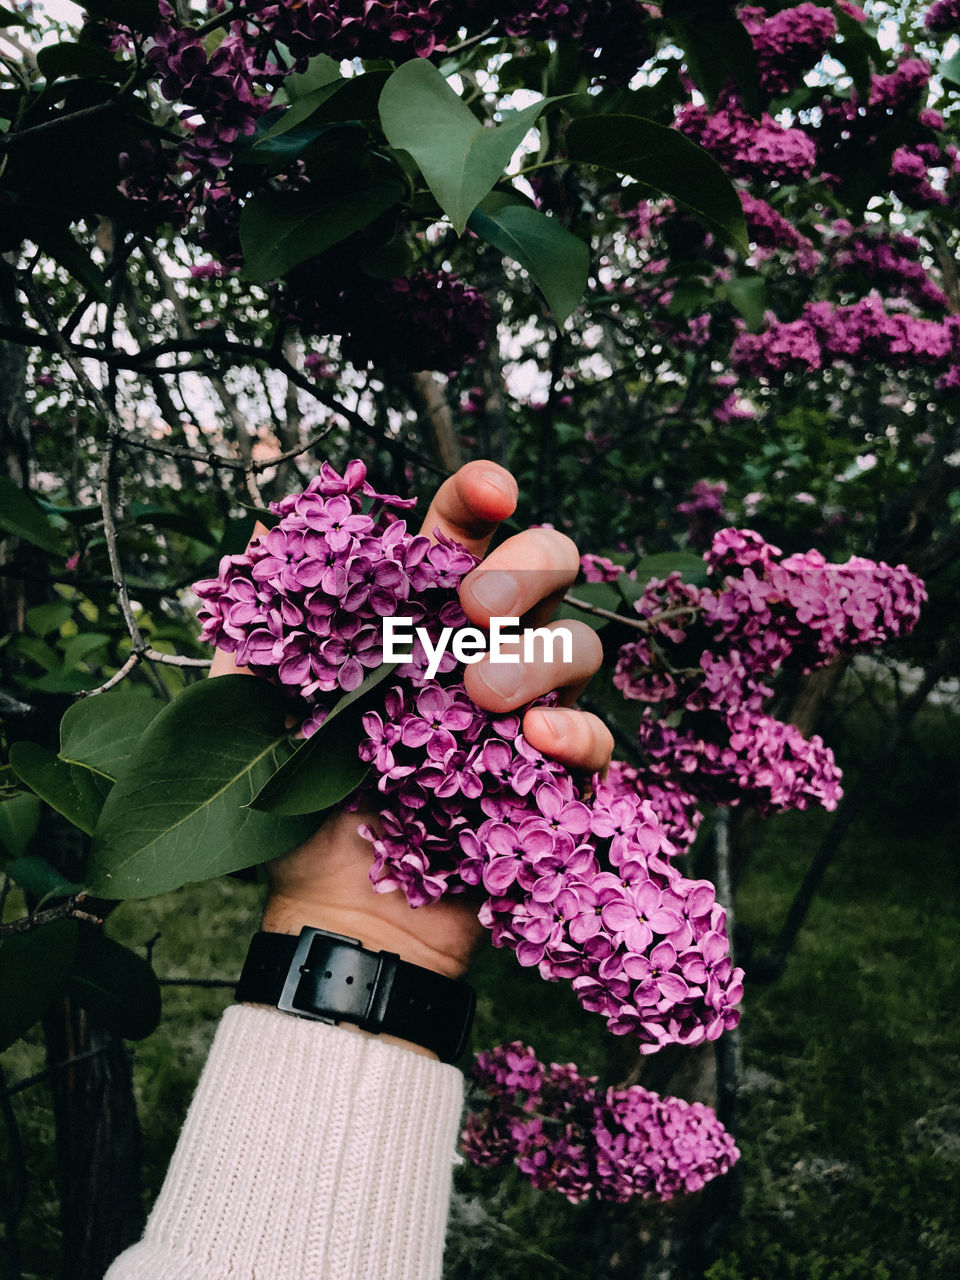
[[236, 928, 475, 1065]]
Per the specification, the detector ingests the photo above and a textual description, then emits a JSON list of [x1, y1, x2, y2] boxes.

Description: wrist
[[261, 894, 472, 979], [236, 927, 476, 1064]]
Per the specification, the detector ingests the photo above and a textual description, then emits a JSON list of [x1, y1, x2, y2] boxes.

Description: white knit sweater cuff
[[105, 1005, 465, 1280]]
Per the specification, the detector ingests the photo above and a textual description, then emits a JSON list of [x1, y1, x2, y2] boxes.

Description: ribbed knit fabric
[[105, 1005, 464, 1280]]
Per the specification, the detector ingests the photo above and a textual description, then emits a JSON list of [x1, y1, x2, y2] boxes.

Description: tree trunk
[[42, 1000, 144, 1280], [2, 257, 145, 1279]]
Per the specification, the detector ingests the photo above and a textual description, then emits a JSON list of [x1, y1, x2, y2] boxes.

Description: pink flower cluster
[[740, 3, 837, 97], [829, 224, 950, 312], [461, 1042, 739, 1203], [580, 552, 628, 583], [676, 479, 729, 548], [359, 681, 744, 1051], [193, 460, 474, 735], [604, 761, 703, 855], [613, 530, 925, 814], [925, 0, 960, 31], [740, 192, 821, 275], [732, 295, 960, 381], [677, 100, 817, 183]]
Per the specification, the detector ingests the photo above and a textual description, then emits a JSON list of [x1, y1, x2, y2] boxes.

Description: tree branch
[[0, 895, 103, 939]]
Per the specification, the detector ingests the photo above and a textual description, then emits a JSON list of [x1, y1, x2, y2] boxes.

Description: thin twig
[[0, 895, 103, 939], [0, 1047, 111, 1102], [78, 649, 211, 700], [562, 593, 701, 633]]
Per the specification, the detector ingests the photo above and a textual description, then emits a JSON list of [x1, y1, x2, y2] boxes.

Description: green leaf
[[86, 677, 318, 900], [247, 662, 398, 815], [0, 475, 63, 553], [724, 274, 767, 330], [0, 919, 79, 1052], [58, 632, 111, 672], [0, 7, 29, 26], [59, 690, 163, 779], [379, 59, 559, 234], [9, 741, 112, 836], [468, 195, 589, 325], [834, 7, 878, 100], [29, 218, 110, 302], [0, 792, 42, 861], [554, 581, 626, 631], [620, 551, 709, 595], [240, 178, 404, 281], [6, 856, 84, 901], [36, 40, 126, 84], [285, 53, 342, 101], [671, 15, 760, 117], [66, 930, 161, 1041], [80, 0, 159, 28], [27, 601, 73, 637], [940, 51, 960, 89], [257, 67, 390, 144], [564, 115, 749, 255]]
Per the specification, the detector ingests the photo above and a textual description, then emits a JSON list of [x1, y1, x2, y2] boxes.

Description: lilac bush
[[462, 1041, 740, 1203]]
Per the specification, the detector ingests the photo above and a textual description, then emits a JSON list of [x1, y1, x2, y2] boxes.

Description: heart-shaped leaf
[[564, 114, 749, 254], [468, 195, 589, 324], [86, 677, 318, 900], [59, 691, 163, 780], [240, 178, 404, 280], [0, 919, 78, 1052], [248, 662, 398, 816], [67, 930, 161, 1041], [380, 59, 559, 234], [9, 741, 112, 836]]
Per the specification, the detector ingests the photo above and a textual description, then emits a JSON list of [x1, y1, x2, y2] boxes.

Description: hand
[[221, 462, 613, 986]]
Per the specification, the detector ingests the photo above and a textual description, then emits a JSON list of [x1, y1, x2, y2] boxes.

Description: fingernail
[[480, 468, 518, 501], [535, 708, 569, 742], [477, 659, 525, 701], [470, 569, 519, 616]]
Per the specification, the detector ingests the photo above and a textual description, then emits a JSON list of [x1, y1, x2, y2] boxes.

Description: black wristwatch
[[235, 927, 476, 1065]]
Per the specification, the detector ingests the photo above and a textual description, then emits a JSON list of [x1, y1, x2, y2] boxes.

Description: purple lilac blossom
[[462, 1041, 739, 1202], [739, 4, 837, 98], [925, 0, 960, 31]]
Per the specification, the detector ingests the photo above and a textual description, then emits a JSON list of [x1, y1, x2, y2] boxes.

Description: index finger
[[417, 460, 518, 559]]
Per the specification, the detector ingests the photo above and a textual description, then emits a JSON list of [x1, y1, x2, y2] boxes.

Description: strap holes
[[346, 975, 354, 985], [324, 970, 332, 979]]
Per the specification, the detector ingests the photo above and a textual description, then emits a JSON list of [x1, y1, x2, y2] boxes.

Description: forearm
[[105, 1006, 464, 1280]]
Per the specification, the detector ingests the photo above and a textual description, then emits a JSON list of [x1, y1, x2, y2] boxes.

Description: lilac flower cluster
[[193, 460, 475, 735], [829, 223, 950, 312], [461, 1042, 739, 1203], [676, 479, 729, 548], [603, 761, 703, 855], [739, 3, 837, 97], [288, 269, 491, 374], [358, 679, 744, 1051], [889, 144, 952, 210], [580, 553, 628, 583], [740, 192, 821, 276], [925, 0, 960, 31], [732, 295, 960, 381], [869, 58, 932, 113], [677, 100, 817, 184], [613, 531, 925, 814], [729, 316, 822, 380]]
